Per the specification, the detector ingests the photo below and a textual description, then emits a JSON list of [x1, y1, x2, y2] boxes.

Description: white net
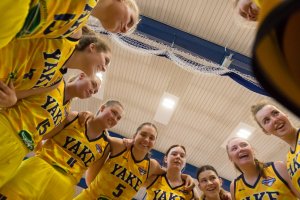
[[87, 16, 261, 88]]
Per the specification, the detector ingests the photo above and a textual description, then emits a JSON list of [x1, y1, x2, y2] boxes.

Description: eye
[[105, 57, 110, 66], [231, 146, 237, 151], [200, 179, 207, 184], [263, 118, 270, 125]]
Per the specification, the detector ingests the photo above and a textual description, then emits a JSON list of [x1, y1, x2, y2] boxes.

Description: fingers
[[8, 79, 15, 90]]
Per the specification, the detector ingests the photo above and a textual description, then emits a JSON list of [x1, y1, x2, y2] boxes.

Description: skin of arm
[[230, 181, 236, 200], [85, 136, 127, 185], [192, 186, 200, 200], [274, 160, 300, 198], [42, 111, 78, 140], [85, 145, 111, 185]]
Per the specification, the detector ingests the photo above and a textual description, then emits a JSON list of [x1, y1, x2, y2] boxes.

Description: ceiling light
[[154, 92, 179, 125], [162, 98, 176, 109], [236, 128, 252, 139], [221, 122, 255, 148]]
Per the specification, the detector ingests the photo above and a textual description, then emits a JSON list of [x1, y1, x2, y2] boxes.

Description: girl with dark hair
[[146, 144, 199, 200], [197, 165, 231, 200]]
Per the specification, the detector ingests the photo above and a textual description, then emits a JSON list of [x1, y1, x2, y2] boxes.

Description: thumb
[[8, 80, 15, 90]]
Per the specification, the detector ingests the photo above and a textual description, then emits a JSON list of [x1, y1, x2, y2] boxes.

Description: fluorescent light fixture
[[221, 122, 255, 148], [162, 98, 176, 109], [236, 128, 252, 139], [154, 92, 179, 125], [96, 72, 103, 81]]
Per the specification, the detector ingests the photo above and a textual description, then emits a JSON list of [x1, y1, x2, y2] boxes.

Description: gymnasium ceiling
[[71, 0, 300, 182]]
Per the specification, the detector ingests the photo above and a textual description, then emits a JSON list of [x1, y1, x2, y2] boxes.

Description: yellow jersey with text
[[75, 147, 150, 200], [1, 80, 68, 151], [146, 173, 194, 200], [37, 117, 109, 183], [0, 36, 78, 90], [234, 162, 297, 200], [18, 0, 97, 39], [286, 129, 300, 193]]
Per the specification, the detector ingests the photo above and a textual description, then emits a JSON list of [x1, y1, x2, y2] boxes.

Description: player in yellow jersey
[[0, 27, 111, 108], [74, 122, 165, 200], [74, 123, 195, 200], [0, 0, 30, 48], [251, 101, 300, 194], [0, 0, 140, 49], [146, 144, 199, 200], [226, 137, 300, 199], [0, 72, 100, 188], [0, 100, 123, 200], [197, 165, 231, 200]]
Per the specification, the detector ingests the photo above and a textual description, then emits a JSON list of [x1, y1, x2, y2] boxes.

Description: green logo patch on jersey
[[18, 130, 34, 151]]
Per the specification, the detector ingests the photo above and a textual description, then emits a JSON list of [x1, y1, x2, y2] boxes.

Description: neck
[[166, 169, 182, 184], [204, 193, 221, 200], [132, 146, 147, 161], [65, 83, 77, 102], [285, 127, 298, 150], [241, 162, 260, 183], [86, 118, 106, 140], [64, 51, 84, 70]]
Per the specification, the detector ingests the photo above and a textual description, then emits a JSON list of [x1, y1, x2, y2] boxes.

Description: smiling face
[[133, 125, 157, 153], [198, 169, 222, 199], [227, 138, 255, 169], [237, 0, 259, 21], [82, 44, 112, 77], [164, 146, 186, 171], [96, 103, 124, 129], [255, 105, 294, 140], [75, 74, 101, 99]]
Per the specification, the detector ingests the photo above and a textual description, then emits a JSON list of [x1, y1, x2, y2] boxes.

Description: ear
[[163, 156, 168, 166], [219, 177, 223, 186], [99, 105, 106, 112], [89, 43, 96, 53]]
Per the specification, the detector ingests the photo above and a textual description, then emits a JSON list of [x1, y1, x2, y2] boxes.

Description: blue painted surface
[[136, 16, 267, 96]]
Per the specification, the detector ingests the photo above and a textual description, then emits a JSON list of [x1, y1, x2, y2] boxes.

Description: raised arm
[[42, 111, 78, 140]]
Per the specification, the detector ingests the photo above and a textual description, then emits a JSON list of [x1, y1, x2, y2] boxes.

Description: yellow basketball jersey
[[286, 129, 300, 193], [18, 0, 97, 39], [1, 80, 68, 151], [0, 37, 78, 90], [37, 117, 109, 183], [76, 148, 151, 200], [234, 162, 297, 200], [146, 174, 194, 200]]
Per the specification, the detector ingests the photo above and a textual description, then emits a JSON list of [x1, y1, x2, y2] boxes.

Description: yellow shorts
[[0, 156, 75, 200], [0, 0, 30, 48], [0, 114, 29, 187]]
